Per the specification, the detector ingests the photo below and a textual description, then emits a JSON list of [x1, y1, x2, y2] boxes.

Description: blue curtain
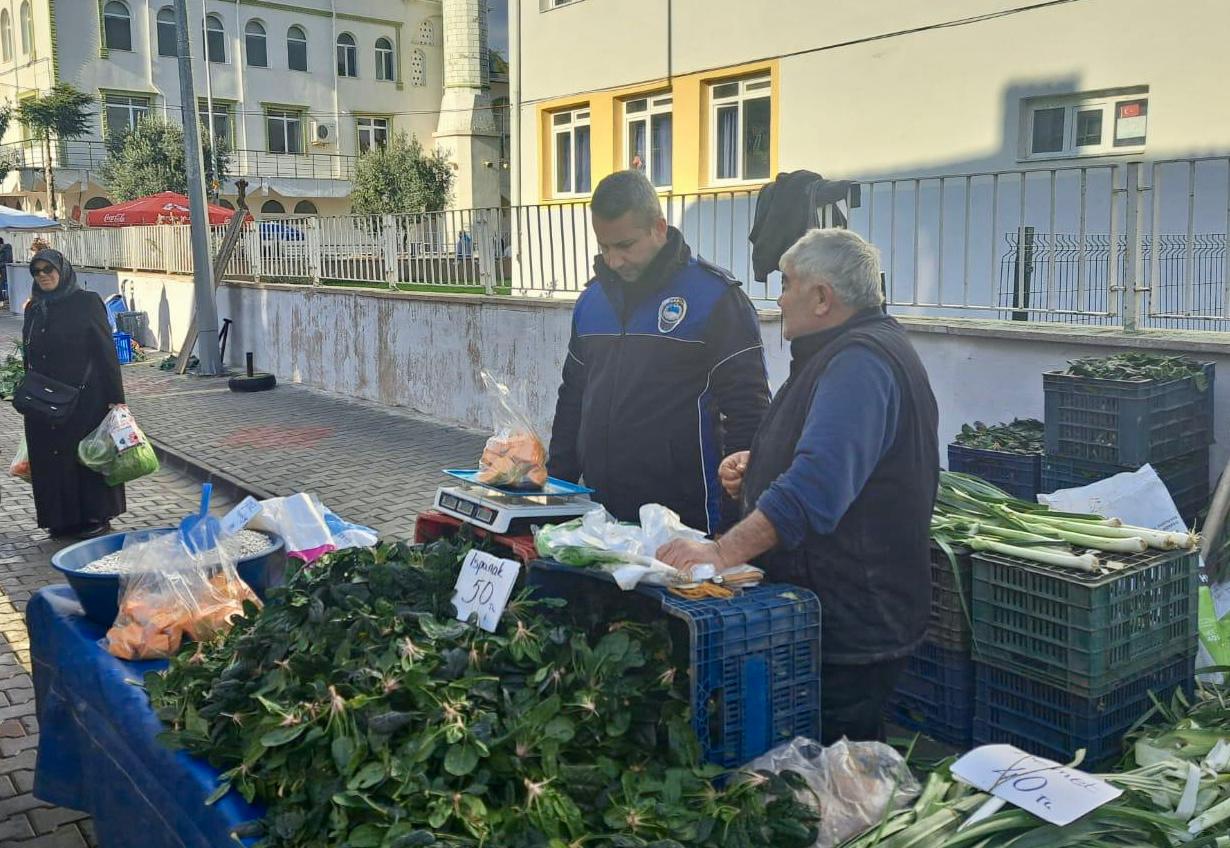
[[629, 119, 647, 170], [574, 126, 591, 193], [651, 114, 672, 187], [716, 106, 738, 179]]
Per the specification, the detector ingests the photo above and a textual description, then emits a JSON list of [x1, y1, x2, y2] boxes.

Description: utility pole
[[174, 0, 223, 376]]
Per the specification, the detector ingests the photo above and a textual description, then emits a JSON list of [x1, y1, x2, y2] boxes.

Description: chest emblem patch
[[657, 297, 688, 334]]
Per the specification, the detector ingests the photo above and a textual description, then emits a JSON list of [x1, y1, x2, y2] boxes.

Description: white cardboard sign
[[220, 496, 263, 537], [452, 550, 521, 633], [951, 745, 1122, 826]]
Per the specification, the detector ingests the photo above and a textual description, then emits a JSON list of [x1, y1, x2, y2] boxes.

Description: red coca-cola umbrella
[[85, 191, 245, 227]]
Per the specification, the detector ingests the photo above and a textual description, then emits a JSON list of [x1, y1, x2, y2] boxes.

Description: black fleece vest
[[742, 311, 940, 664]]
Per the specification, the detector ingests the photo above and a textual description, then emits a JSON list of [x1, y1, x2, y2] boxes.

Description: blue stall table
[[27, 585, 262, 848]]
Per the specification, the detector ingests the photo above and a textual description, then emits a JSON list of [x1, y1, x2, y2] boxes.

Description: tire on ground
[[228, 372, 277, 392]]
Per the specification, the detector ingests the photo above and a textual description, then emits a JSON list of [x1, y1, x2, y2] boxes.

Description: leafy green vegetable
[[147, 539, 820, 847], [1065, 352, 1208, 390], [0, 342, 24, 400], [952, 419, 1043, 454]]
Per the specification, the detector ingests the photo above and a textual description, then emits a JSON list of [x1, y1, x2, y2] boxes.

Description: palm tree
[[16, 84, 94, 219]]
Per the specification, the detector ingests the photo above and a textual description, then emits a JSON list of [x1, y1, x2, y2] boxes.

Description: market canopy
[[85, 192, 247, 228], [0, 204, 60, 231]]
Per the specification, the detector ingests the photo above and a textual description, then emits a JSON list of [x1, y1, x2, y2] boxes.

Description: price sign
[[952, 745, 1122, 826], [452, 550, 520, 633], [221, 496, 263, 537], [108, 409, 144, 453]]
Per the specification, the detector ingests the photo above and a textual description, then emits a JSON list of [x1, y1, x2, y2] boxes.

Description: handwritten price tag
[[452, 550, 521, 633], [952, 745, 1121, 826], [220, 496, 263, 537]]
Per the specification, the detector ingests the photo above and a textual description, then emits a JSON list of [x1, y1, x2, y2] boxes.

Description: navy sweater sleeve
[[756, 345, 900, 550]]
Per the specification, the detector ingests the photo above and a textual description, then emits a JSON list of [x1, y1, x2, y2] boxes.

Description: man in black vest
[[658, 228, 939, 743]]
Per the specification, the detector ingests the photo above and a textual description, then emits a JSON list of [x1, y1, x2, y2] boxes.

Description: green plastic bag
[[78, 406, 160, 486], [1197, 585, 1230, 683]]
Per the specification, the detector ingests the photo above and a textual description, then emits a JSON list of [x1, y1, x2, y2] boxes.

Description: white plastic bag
[[248, 493, 378, 563], [476, 370, 548, 488], [77, 405, 160, 486], [8, 436, 30, 483], [744, 737, 920, 848]]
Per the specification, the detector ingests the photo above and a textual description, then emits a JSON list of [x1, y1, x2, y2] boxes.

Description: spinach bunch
[[1065, 352, 1208, 388], [147, 540, 820, 848], [952, 419, 1043, 454], [0, 343, 24, 400]]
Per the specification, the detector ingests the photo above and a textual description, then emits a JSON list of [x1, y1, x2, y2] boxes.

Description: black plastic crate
[[972, 652, 1194, 768], [928, 543, 974, 650], [1041, 450, 1210, 524], [947, 445, 1043, 502], [526, 560, 821, 769], [1043, 362, 1215, 467], [886, 640, 974, 748], [971, 547, 1199, 693]]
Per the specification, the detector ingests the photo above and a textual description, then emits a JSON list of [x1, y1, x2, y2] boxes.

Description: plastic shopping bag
[[475, 370, 548, 488], [104, 526, 260, 660], [78, 405, 160, 486], [248, 492, 378, 563], [8, 436, 30, 483]]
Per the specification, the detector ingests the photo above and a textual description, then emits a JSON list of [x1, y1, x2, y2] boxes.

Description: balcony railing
[[0, 139, 355, 183]]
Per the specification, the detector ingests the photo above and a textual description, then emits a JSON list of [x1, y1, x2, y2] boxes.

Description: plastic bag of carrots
[[476, 370, 549, 489], [104, 528, 260, 660], [8, 437, 30, 483]]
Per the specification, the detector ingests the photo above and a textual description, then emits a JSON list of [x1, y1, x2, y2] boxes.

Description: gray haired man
[[659, 228, 940, 743]]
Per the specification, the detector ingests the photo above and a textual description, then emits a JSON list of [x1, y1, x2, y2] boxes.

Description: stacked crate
[[1041, 363, 1214, 522], [885, 544, 976, 748], [947, 445, 1042, 502], [970, 547, 1199, 767]]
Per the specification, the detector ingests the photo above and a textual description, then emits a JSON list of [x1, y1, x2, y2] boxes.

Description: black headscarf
[[28, 248, 80, 305]]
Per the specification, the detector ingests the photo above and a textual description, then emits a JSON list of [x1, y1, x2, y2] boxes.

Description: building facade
[[513, 0, 1230, 202], [0, 0, 505, 219]]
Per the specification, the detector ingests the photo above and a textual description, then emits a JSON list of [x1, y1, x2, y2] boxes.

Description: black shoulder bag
[[11, 320, 94, 423]]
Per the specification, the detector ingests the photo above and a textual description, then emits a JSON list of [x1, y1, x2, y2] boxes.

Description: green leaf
[[260, 723, 309, 747], [544, 715, 575, 742], [332, 733, 357, 774], [348, 761, 387, 790], [444, 742, 479, 776], [346, 824, 385, 848]]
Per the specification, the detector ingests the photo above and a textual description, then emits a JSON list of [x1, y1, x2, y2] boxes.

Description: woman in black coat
[[21, 249, 126, 538]]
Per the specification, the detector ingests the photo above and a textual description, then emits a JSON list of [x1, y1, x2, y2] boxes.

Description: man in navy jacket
[[548, 170, 770, 534]]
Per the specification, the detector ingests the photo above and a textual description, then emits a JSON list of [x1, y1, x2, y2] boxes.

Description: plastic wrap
[[77, 406, 160, 486], [248, 492, 378, 563], [476, 370, 548, 488], [9, 436, 29, 483]]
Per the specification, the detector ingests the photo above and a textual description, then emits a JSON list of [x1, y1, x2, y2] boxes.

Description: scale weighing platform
[[433, 470, 596, 534]]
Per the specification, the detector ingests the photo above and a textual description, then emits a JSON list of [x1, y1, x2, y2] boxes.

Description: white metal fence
[[9, 155, 1229, 331]]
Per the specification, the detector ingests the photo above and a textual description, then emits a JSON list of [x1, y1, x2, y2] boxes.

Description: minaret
[[435, 0, 501, 210]]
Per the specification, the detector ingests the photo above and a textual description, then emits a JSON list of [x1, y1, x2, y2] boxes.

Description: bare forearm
[[715, 509, 779, 568]]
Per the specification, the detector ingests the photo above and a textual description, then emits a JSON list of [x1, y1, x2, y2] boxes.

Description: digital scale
[[432, 470, 597, 534]]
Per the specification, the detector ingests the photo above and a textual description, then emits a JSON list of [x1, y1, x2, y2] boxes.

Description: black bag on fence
[[11, 361, 93, 423]]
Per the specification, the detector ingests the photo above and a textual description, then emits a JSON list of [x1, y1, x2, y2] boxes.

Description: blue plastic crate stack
[[526, 560, 822, 769], [1041, 362, 1214, 522], [885, 543, 976, 748], [969, 546, 1199, 767], [947, 444, 1042, 502]]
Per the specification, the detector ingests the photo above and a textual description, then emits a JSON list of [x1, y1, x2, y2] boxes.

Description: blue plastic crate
[[1041, 450, 1209, 524], [886, 640, 974, 748], [947, 444, 1042, 502], [112, 331, 134, 364], [972, 651, 1194, 768], [527, 560, 821, 769]]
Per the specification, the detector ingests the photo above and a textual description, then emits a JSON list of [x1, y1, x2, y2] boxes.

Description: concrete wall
[[12, 269, 1229, 483]]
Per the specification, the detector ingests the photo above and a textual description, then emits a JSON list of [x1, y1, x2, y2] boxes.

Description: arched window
[[19, 2, 31, 56], [84, 196, 113, 210], [375, 36, 394, 82], [218, 199, 235, 210], [293, 200, 317, 215], [245, 20, 267, 67], [156, 7, 176, 57], [410, 49, 425, 87], [204, 14, 225, 63], [286, 25, 307, 71], [33, 199, 42, 211], [102, 1, 131, 52], [417, 19, 433, 45], [0, 11, 12, 62], [336, 32, 357, 78], [261, 200, 285, 215]]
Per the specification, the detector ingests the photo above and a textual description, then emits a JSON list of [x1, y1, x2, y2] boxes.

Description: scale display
[[434, 482, 595, 534]]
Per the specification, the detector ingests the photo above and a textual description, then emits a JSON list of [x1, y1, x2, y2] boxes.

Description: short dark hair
[[591, 170, 664, 228]]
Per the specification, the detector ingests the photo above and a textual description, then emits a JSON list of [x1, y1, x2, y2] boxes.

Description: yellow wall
[[536, 60, 778, 202]]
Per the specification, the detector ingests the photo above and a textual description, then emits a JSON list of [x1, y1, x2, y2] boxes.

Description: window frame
[[102, 92, 151, 138], [409, 47, 426, 86], [197, 100, 234, 149], [19, 1, 31, 56], [245, 20, 268, 68], [294, 200, 317, 215], [1022, 91, 1149, 161], [101, 1, 132, 53], [261, 199, 286, 215], [375, 36, 394, 82], [355, 115, 390, 154], [551, 106, 592, 198], [624, 93, 673, 190], [204, 13, 226, 64], [265, 106, 305, 155], [336, 32, 358, 78], [708, 75, 772, 186], [156, 6, 177, 57], [286, 25, 308, 72], [84, 196, 113, 211], [1, 10, 12, 62]]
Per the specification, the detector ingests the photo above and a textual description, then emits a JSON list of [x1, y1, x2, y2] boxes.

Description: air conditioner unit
[[310, 120, 337, 146]]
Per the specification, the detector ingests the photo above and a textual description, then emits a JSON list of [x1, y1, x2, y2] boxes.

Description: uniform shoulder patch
[[695, 256, 741, 286]]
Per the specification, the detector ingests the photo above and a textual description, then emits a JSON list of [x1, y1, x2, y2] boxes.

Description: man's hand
[[718, 450, 750, 499], [656, 539, 729, 577]]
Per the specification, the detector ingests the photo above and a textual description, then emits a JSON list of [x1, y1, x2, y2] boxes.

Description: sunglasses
[[31, 265, 54, 276]]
